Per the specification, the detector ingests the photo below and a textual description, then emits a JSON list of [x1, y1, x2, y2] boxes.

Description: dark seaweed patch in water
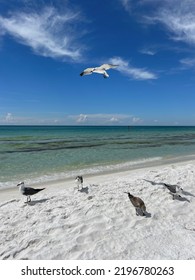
[[1, 132, 195, 154], [1, 140, 195, 154], [2, 143, 105, 153]]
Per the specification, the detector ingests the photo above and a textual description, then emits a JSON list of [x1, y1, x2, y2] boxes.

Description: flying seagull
[[80, 64, 118, 78], [17, 181, 45, 203]]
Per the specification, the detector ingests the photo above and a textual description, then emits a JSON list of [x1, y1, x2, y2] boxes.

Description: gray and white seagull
[[143, 179, 184, 199], [80, 64, 118, 78], [163, 183, 183, 199], [17, 181, 45, 203]]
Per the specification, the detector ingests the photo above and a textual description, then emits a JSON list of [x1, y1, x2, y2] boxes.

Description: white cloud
[[120, 0, 132, 12], [157, 11, 195, 45], [76, 114, 88, 123], [142, 0, 195, 47], [66, 113, 143, 125], [0, 113, 143, 125], [119, 0, 195, 48], [110, 117, 119, 123], [0, 6, 83, 61], [109, 56, 157, 80], [0, 112, 57, 125], [180, 57, 195, 68], [5, 112, 14, 122], [1, 112, 35, 124], [139, 47, 157, 56], [132, 117, 142, 124]]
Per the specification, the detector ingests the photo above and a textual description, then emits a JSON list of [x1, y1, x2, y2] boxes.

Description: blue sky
[[0, 0, 195, 125]]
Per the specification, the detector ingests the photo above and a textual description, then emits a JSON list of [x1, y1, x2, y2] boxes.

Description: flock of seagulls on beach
[[17, 174, 191, 216]]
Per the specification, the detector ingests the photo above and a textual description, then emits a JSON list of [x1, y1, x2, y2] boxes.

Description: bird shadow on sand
[[136, 208, 151, 218], [25, 198, 50, 206], [171, 195, 191, 203], [143, 179, 165, 187], [181, 190, 195, 198], [145, 212, 152, 218], [78, 186, 89, 194]]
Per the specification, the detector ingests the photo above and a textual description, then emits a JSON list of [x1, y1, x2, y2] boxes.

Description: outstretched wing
[[80, 67, 95, 76], [98, 64, 118, 70]]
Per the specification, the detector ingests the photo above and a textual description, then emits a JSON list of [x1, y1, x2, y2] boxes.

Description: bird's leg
[[135, 208, 139, 216], [27, 196, 31, 203]]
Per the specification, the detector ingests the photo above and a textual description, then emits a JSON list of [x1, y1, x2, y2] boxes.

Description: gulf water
[[1, 125, 195, 189]]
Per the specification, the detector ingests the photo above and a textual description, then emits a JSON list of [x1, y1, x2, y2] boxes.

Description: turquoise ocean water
[[1, 125, 195, 189]]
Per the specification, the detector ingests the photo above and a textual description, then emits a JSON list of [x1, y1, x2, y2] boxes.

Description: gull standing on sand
[[80, 64, 118, 78], [75, 176, 83, 190], [17, 182, 45, 203], [163, 183, 183, 199], [143, 179, 184, 199], [124, 192, 146, 216]]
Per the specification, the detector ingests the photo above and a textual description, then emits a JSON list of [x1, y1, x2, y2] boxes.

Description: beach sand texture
[[0, 160, 195, 260]]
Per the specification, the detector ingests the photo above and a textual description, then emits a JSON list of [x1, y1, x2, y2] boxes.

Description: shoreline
[[1, 155, 195, 203]]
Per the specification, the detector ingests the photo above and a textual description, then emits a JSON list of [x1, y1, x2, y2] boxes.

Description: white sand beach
[[0, 159, 195, 260]]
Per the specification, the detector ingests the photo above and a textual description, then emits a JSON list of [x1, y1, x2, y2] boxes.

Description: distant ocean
[[1, 125, 195, 189]]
